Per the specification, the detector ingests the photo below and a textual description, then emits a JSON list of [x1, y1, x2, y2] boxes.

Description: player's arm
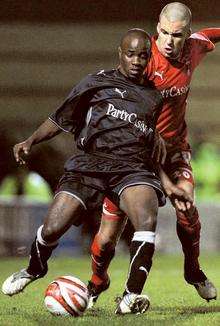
[[151, 95, 167, 165], [14, 75, 95, 165], [151, 129, 167, 165], [200, 28, 220, 43], [159, 167, 193, 211], [13, 119, 62, 165]]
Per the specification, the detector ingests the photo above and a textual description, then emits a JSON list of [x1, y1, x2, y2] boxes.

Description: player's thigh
[[43, 192, 85, 240], [119, 185, 158, 231]]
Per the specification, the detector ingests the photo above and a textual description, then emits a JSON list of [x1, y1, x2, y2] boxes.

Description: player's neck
[[118, 67, 144, 85]]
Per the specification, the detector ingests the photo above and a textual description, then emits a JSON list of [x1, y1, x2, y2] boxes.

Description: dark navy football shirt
[[50, 69, 162, 173]]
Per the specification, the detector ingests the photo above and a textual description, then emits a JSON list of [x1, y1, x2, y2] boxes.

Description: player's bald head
[[120, 28, 151, 51], [118, 28, 151, 83], [156, 2, 192, 59], [160, 2, 192, 28]]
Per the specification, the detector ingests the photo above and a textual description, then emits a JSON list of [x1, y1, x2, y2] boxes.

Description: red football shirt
[[145, 28, 220, 145]]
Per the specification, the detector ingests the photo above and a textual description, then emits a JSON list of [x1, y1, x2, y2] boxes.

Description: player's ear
[[118, 46, 122, 59], [156, 22, 161, 34], [187, 28, 192, 38]]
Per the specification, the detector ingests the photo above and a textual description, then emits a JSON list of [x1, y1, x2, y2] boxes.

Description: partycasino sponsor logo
[[106, 103, 153, 136], [161, 84, 190, 98]]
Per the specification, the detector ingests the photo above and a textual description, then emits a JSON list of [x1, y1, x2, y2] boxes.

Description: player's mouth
[[130, 67, 142, 75], [164, 47, 173, 56]]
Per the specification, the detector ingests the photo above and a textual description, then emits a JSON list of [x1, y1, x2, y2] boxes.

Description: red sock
[[176, 207, 202, 281], [90, 234, 115, 286]]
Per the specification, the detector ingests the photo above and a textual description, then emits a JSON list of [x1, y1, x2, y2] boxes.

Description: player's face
[[156, 15, 190, 59], [119, 37, 151, 83]]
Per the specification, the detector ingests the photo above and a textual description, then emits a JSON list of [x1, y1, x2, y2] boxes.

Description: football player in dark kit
[[2, 29, 191, 314]]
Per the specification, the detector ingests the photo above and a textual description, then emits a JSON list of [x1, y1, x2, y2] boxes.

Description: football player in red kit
[[88, 2, 219, 313]]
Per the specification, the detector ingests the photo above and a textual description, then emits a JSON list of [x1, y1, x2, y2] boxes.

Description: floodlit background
[[0, 0, 220, 256]]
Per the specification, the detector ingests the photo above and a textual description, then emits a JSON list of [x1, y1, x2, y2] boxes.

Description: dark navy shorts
[[55, 170, 166, 211]]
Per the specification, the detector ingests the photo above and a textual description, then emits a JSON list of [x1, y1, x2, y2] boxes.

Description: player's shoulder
[[186, 30, 215, 53], [78, 69, 114, 83], [188, 30, 215, 47], [89, 69, 117, 79], [189, 30, 210, 42], [75, 69, 116, 89]]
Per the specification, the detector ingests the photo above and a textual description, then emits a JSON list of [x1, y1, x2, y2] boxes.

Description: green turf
[[0, 254, 219, 325]]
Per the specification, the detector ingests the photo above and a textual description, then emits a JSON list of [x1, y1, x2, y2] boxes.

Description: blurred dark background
[[1, 0, 220, 23], [0, 0, 219, 255]]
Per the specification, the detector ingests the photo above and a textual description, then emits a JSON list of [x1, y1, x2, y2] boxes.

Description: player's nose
[[132, 56, 141, 65], [166, 35, 173, 45]]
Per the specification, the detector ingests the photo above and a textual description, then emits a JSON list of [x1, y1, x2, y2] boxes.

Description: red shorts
[[163, 142, 194, 185]]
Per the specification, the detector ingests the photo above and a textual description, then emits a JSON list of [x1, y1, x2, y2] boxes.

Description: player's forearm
[[158, 167, 173, 194], [27, 118, 62, 146], [201, 28, 220, 43]]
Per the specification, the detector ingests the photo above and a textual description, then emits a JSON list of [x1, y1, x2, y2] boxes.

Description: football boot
[[115, 293, 150, 315], [2, 269, 38, 296]]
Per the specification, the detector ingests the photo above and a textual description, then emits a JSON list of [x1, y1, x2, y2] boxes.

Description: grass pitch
[[0, 254, 219, 325]]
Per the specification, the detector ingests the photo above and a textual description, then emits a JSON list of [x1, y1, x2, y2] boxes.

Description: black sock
[[124, 240, 155, 295], [27, 237, 57, 277]]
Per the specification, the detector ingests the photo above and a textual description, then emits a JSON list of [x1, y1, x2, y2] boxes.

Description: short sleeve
[[49, 75, 94, 134]]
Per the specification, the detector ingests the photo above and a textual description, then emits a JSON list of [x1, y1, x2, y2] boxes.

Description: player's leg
[[164, 146, 217, 301], [115, 184, 159, 314], [2, 192, 85, 296], [88, 197, 127, 307], [175, 176, 217, 301]]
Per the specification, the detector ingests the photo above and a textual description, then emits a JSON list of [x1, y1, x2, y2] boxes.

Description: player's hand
[[152, 130, 167, 165], [13, 140, 32, 165], [166, 185, 193, 212]]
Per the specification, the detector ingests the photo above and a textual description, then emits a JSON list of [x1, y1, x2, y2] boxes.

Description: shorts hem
[[118, 182, 166, 206], [54, 191, 87, 210]]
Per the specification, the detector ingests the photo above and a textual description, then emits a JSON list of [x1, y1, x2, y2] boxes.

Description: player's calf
[[114, 231, 155, 315], [87, 199, 126, 309]]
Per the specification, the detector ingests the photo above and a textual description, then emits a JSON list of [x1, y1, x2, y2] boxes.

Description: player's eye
[[161, 29, 168, 35], [172, 33, 183, 38], [140, 53, 149, 59]]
